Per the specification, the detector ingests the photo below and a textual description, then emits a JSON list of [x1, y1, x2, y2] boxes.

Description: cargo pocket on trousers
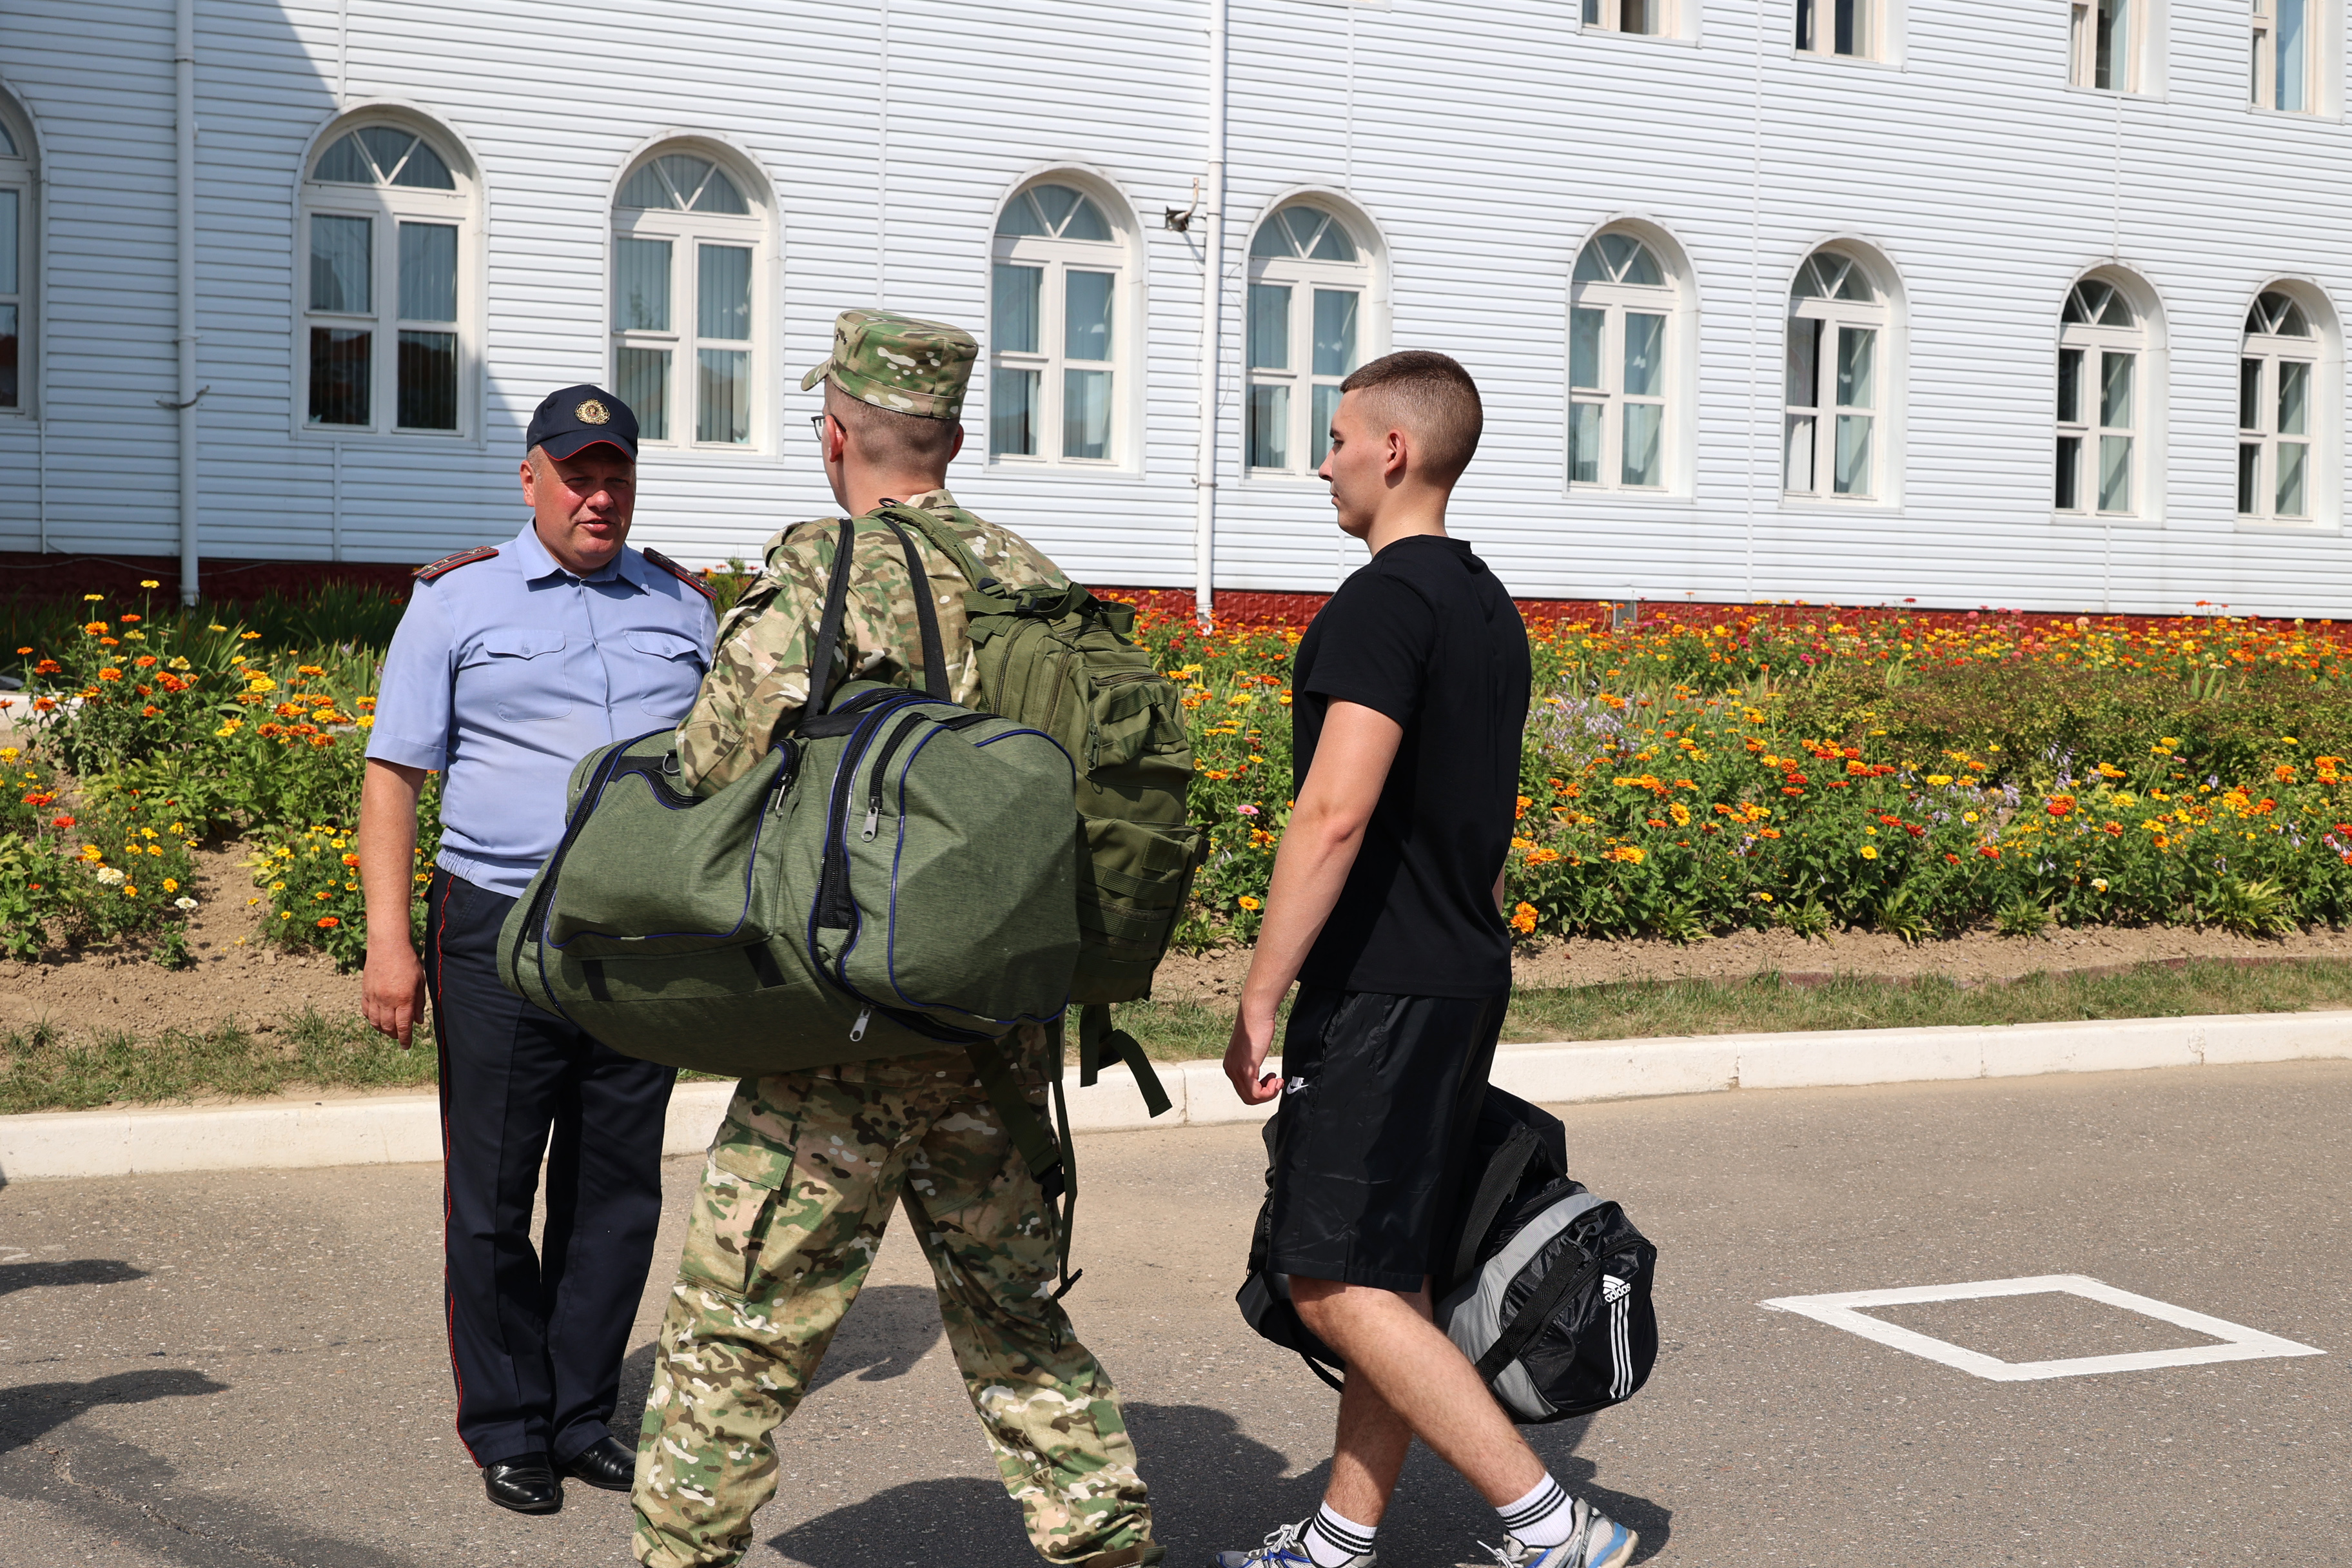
[[678, 1141, 788, 1298]]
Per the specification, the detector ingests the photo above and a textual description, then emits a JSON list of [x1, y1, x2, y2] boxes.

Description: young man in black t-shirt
[[1218, 353, 1636, 1568]]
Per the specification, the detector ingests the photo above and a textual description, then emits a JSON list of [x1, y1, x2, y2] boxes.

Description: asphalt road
[[3, 1059, 2347, 1568]]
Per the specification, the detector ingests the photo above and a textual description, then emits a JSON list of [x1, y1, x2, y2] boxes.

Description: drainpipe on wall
[[173, 0, 203, 606], [1191, 0, 1228, 625]]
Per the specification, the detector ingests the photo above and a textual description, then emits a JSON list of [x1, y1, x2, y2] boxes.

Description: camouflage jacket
[[676, 487, 1066, 792]]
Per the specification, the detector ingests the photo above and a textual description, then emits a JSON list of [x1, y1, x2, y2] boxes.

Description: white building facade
[[5, 0, 2351, 617]]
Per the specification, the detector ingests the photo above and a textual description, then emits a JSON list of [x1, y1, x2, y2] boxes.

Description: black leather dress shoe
[[483, 1455, 562, 1514], [561, 1435, 638, 1492]]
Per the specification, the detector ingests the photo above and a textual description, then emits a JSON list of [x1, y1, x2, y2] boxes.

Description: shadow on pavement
[[767, 1400, 1670, 1567], [0, 1368, 223, 1456], [0, 1257, 148, 1297]]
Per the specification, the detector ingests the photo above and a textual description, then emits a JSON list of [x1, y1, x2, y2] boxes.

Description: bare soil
[[11, 839, 2352, 1042], [0, 841, 364, 1041], [1148, 921, 2352, 1006]]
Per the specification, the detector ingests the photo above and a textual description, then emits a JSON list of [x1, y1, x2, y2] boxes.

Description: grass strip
[[7, 957, 2351, 1113], [1113, 956, 2352, 1060]]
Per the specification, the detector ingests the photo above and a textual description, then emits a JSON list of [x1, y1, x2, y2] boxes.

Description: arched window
[[1569, 232, 1676, 491], [612, 148, 767, 448], [2239, 289, 2322, 520], [0, 99, 34, 415], [1783, 248, 1890, 500], [2055, 278, 2144, 516], [1246, 201, 1371, 474], [302, 119, 472, 435], [989, 179, 1131, 465]]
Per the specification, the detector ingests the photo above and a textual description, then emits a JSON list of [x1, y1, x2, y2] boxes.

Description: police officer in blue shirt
[[356, 386, 716, 1516]]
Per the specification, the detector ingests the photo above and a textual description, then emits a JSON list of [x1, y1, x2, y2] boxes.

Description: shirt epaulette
[[413, 546, 499, 582], [640, 547, 717, 602]]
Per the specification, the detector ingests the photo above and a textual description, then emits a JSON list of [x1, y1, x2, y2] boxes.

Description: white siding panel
[[3, 0, 2351, 615]]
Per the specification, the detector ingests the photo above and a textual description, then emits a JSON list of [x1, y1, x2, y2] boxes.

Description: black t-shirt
[[1291, 534, 1531, 999]]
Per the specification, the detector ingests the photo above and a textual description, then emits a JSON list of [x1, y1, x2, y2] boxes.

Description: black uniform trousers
[[423, 868, 676, 1469]]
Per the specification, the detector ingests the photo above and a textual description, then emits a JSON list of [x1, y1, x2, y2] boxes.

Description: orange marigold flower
[[1978, 845, 2001, 859], [50, 814, 73, 828], [2046, 796, 2075, 818], [134, 655, 157, 668], [34, 659, 61, 674], [82, 622, 107, 635], [1509, 901, 1539, 935], [317, 916, 341, 928], [342, 852, 360, 867], [97, 668, 122, 681]]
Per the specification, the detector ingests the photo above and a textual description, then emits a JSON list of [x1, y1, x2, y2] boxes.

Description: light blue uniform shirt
[[366, 522, 717, 897]]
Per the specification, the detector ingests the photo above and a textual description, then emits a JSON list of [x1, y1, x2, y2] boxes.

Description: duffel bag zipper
[[815, 693, 929, 918], [861, 708, 937, 840]]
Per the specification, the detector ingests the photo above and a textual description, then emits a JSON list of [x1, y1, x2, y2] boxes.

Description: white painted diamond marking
[[1759, 1273, 2326, 1382]]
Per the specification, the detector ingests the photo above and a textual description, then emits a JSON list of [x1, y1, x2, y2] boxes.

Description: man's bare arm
[[1223, 700, 1404, 1104], [358, 758, 429, 1048]]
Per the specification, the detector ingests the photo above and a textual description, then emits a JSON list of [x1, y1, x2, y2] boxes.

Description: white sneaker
[[1469, 1501, 1638, 1568], [1216, 1520, 1376, 1568]]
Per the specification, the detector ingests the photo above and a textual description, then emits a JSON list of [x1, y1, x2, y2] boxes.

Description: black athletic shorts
[[1263, 985, 1508, 1293]]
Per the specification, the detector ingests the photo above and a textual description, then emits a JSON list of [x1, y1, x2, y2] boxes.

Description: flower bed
[[10, 583, 2352, 969]]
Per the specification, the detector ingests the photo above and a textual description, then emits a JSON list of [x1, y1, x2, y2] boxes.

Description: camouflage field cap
[[799, 308, 978, 422]]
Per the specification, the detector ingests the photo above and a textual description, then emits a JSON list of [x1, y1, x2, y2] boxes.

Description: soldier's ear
[[946, 424, 965, 464]]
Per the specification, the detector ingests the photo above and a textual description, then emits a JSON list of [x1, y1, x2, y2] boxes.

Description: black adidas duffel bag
[[1237, 1086, 1658, 1424]]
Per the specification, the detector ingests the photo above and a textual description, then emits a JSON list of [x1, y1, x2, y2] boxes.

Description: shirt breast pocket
[[469, 629, 574, 722], [628, 629, 709, 720]]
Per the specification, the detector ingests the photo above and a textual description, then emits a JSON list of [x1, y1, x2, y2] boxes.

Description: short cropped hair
[[825, 380, 961, 470], [1338, 350, 1484, 486]]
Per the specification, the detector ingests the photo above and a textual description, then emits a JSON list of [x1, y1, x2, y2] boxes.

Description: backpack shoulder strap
[[1078, 1003, 1172, 1117], [963, 1033, 1083, 1298], [878, 499, 996, 592]]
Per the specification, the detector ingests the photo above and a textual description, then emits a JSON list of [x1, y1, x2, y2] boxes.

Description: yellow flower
[[1667, 802, 1691, 827], [1237, 895, 1262, 911], [1926, 774, 1954, 786], [0, 747, 14, 762], [1859, 845, 1879, 859], [162, 877, 179, 892], [140, 579, 161, 589], [82, 593, 103, 602], [239, 631, 261, 641]]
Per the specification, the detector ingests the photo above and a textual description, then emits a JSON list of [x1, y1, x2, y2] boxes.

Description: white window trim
[[608, 140, 778, 456], [1242, 200, 1382, 482], [0, 88, 37, 422], [985, 171, 1142, 473], [1565, 225, 1697, 500], [2235, 284, 2340, 531], [1779, 244, 1905, 511], [288, 105, 485, 447]]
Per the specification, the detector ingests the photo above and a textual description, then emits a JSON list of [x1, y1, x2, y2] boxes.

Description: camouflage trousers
[[631, 1032, 1157, 1568]]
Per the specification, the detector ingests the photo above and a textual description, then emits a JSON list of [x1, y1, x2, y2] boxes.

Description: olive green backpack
[[873, 500, 1205, 1099]]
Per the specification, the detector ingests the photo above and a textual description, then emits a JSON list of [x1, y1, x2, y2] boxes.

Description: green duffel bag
[[495, 515, 1081, 1079]]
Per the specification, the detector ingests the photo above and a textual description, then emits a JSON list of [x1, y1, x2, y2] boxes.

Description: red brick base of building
[[3, 552, 2316, 636]]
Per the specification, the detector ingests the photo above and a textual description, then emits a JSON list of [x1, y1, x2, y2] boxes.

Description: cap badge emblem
[[574, 398, 611, 425]]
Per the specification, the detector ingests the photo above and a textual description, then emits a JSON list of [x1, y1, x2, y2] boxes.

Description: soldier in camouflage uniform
[[632, 309, 1161, 1568]]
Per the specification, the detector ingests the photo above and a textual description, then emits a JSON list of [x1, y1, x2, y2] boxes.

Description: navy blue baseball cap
[[526, 384, 638, 460]]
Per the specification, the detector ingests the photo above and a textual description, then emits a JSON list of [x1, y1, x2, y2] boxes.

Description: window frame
[[985, 172, 1140, 471], [293, 112, 481, 445], [2068, 0, 2141, 93], [1781, 246, 1897, 507], [1566, 228, 1689, 498], [1581, 0, 1678, 38], [2053, 275, 2148, 520], [0, 90, 36, 421], [2237, 285, 2335, 529], [608, 141, 776, 455], [1794, 0, 1885, 62], [2250, 0, 2326, 115], [1242, 198, 1380, 481]]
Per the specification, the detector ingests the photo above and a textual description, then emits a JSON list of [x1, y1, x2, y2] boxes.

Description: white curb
[[3, 1008, 2348, 1182]]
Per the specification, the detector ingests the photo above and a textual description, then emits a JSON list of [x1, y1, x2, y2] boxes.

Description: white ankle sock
[[1302, 1502, 1377, 1566], [1496, 1473, 1578, 1549]]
